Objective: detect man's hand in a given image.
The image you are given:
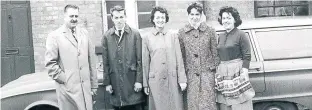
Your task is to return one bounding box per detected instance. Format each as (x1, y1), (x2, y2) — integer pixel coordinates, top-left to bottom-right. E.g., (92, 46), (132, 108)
(134, 82), (142, 92)
(179, 83), (187, 91)
(105, 85), (113, 94)
(91, 88), (97, 96)
(144, 87), (150, 95)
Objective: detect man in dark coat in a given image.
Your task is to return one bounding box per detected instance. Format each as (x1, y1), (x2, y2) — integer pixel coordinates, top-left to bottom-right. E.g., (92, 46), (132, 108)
(101, 5), (144, 110)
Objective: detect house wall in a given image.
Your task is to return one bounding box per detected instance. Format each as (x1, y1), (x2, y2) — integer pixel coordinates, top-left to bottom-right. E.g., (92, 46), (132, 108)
(30, 0), (258, 72)
(204, 1), (255, 21)
(30, 0), (103, 72)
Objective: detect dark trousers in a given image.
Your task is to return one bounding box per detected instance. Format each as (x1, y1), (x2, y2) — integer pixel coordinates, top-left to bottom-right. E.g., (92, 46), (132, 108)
(113, 103), (144, 110)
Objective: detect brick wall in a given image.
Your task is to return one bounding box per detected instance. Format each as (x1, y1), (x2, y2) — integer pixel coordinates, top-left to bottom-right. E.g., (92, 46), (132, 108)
(30, 0), (255, 72)
(158, 0), (201, 29)
(30, 0), (103, 72)
(157, 1), (255, 29)
(204, 1), (255, 21)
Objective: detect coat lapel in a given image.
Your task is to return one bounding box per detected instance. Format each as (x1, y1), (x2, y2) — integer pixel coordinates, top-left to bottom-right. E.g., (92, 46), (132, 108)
(62, 25), (78, 48)
(76, 27), (83, 49)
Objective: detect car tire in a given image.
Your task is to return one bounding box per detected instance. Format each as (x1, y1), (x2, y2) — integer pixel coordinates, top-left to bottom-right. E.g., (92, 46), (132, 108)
(254, 102), (298, 110)
(29, 104), (59, 110)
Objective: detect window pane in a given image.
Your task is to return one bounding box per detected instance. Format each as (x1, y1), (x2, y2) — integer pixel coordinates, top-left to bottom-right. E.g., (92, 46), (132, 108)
(294, 6), (309, 15)
(255, 0), (310, 18)
(137, 1), (156, 12)
(293, 1), (308, 5)
(107, 15), (114, 29)
(258, 7), (274, 17)
(274, 1), (292, 6)
(138, 14), (153, 29)
(106, 0), (125, 14)
(256, 28), (312, 60)
(256, 0), (274, 7)
(275, 6), (293, 16)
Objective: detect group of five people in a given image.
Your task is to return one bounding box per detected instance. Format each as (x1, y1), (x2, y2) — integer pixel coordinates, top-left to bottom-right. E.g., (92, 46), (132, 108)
(45, 2), (255, 110)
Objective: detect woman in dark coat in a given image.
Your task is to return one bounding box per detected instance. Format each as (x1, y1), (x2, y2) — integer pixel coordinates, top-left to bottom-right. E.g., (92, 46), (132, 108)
(178, 2), (220, 110)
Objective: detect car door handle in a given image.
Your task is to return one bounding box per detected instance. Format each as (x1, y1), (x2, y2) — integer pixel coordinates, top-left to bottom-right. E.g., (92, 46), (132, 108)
(5, 48), (19, 55)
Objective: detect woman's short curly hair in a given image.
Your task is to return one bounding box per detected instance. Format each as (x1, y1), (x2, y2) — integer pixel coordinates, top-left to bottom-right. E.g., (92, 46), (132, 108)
(218, 6), (242, 27)
(187, 2), (203, 14)
(150, 6), (169, 26)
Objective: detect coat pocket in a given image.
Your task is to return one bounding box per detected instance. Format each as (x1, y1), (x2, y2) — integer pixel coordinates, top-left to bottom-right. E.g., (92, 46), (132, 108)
(130, 65), (136, 71)
(127, 60), (137, 71)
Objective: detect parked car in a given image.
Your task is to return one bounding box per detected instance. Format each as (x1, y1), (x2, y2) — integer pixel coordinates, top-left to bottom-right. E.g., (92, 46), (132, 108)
(2, 17), (312, 110)
(1, 70), (107, 110)
(210, 17), (312, 110)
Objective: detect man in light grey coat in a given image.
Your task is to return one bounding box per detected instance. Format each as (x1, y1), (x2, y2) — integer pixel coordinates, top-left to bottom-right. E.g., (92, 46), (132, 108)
(45, 4), (98, 110)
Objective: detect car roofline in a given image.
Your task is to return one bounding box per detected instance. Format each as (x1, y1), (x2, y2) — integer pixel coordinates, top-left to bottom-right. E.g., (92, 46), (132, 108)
(207, 16), (312, 31)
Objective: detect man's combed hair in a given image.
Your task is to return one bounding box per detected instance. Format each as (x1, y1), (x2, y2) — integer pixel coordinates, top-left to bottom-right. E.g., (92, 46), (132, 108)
(64, 4), (79, 13)
(218, 6), (242, 27)
(110, 5), (126, 17)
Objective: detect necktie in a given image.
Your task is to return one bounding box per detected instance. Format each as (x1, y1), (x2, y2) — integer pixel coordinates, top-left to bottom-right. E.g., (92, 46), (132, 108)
(71, 29), (78, 42)
(118, 30), (122, 37)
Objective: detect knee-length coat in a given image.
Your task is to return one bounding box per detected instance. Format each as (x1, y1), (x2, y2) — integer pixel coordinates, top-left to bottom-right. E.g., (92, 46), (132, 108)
(45, 25), (98, 110)
(102, 24), (145, 107)
(178, 23), (220, 110)
(142, 28), (187, 110)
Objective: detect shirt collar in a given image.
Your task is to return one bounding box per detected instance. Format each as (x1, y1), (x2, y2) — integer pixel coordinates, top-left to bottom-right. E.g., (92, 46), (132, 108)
(61, 24), (77, 33)
(111, 24), (131, 35)
(225, 27), (238, 35)
(184, 22), (208, 33)
(152, 27), (168, 36)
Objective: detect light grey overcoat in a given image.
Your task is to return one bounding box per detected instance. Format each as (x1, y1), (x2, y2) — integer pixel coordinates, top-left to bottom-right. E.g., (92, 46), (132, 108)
(142, 28), (187, 110)
(45, 24), (98, 110)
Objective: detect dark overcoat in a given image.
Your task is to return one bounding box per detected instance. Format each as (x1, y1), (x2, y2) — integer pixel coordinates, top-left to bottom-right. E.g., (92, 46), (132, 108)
(102, 24), (144, 107)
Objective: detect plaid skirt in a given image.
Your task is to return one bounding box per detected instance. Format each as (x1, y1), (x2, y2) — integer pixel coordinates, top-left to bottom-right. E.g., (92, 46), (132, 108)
(215, 59), (255, 105)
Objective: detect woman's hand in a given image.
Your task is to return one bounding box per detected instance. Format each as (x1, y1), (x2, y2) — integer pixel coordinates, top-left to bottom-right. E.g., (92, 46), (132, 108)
(144, 87), (150, 95)
(241, 68), (249, 80)
(179, 83), (187, 91)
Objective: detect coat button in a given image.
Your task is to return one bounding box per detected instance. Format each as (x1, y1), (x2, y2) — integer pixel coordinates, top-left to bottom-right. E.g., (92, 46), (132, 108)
(194, 54), (198, 58)
(80, 67), (82, 70)
(118, 60), (122, 63)
(162, 62), (166, 64)
(78, 52), (80, 56)
(195, 73), (200, 76)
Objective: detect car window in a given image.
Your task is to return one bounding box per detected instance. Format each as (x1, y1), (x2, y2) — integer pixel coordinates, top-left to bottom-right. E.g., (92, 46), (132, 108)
(255, 27), (312, 60)
(217, 32), (256, 62)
